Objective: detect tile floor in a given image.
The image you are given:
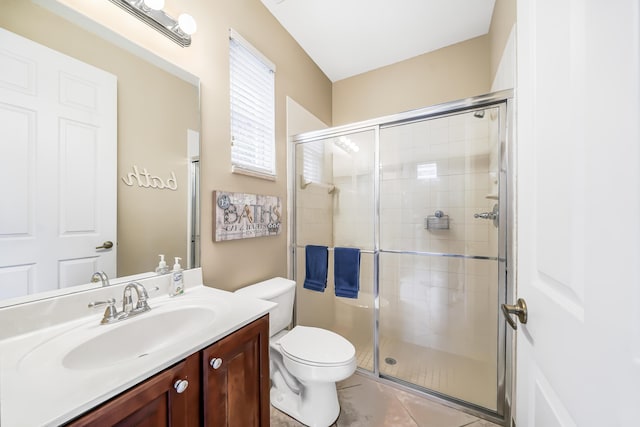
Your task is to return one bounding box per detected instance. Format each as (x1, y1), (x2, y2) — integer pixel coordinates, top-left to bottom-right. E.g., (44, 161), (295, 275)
(270, 372), (502, 427)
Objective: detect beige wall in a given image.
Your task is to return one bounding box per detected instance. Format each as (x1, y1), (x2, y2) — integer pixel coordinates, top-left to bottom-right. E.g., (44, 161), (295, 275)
(332, 1), (516, 126)
(42, 0), (333, 291)
(332, 36), (491, 126)
(0, 0), (199, 278)
(489, 0), (517, 83)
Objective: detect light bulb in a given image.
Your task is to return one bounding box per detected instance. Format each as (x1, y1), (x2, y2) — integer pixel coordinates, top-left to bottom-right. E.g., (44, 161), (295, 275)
(143, 0), (165, 10)
(178, 13), (197, 35)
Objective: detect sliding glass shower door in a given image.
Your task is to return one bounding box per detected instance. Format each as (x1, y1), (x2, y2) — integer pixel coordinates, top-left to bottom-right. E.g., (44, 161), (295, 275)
(291, 92), (511, 420)
(378, 107), (503, 410)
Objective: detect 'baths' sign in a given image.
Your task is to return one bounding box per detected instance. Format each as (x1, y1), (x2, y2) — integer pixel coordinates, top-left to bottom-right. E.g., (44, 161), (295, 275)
(213, 190), (282, 241)
(121, 165), (177, 190)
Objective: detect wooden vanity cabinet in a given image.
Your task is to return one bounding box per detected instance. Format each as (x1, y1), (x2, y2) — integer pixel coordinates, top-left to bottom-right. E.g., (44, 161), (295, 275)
(65, 315), (269, 427)
(67, 353), (200, 427)
(202, 313), (270, 426)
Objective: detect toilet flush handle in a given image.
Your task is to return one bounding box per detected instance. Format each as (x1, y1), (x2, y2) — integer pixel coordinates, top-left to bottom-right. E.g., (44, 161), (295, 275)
(210, 357), (223, 369)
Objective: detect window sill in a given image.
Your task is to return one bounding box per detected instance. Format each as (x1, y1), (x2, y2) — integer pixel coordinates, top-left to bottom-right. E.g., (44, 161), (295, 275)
(231, 165), (276, 181)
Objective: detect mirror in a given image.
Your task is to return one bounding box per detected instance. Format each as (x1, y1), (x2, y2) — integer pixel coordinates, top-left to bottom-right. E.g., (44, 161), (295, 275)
(0, 0), (200, 306)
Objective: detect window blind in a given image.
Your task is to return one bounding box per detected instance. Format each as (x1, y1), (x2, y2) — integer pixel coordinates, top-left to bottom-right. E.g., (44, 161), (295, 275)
(229, 29), (276, 179)
(302, 141), (324, 183)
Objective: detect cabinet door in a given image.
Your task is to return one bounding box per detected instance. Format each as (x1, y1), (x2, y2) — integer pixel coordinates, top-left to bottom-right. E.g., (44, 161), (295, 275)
(66, 353), (200, 427)
(202, 315), (269, 427)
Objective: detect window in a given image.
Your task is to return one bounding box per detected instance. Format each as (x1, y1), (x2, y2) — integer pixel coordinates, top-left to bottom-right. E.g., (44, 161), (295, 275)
(416, 162), (438, 180)
(302, 141), (325, 184)
(229, 29), (276, 179)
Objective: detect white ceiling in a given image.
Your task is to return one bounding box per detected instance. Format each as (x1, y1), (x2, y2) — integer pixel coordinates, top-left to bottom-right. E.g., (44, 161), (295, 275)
(260, 0), (497, 82)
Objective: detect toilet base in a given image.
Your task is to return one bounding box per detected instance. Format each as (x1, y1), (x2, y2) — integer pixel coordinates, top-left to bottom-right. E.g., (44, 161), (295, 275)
(270, 380), (340, 427)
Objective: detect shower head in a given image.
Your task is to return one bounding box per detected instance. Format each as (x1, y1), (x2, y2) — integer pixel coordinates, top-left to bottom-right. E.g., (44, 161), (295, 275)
(473, 110), (485, 119)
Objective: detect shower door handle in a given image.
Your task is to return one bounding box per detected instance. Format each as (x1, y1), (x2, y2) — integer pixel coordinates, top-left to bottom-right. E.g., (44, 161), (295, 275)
(501, 298), (528, 330)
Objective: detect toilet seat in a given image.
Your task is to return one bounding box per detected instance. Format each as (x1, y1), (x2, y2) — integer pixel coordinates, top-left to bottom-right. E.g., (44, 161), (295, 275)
(277, 326), (355, 367)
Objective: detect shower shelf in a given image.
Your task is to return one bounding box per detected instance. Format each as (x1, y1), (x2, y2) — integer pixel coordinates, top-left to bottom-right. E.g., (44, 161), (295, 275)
(485, 194), (499, 200)
(299, 175), (337, 194)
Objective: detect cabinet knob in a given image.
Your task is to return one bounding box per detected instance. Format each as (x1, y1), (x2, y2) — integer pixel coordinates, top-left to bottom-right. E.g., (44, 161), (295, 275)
(174, 379), (189, 393)
(209, 357), (223, 369)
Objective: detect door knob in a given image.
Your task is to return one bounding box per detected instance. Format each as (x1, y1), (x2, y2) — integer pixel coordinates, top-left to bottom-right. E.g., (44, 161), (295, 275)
(96, 241), (114, 250)
(501, 298), (528, 330)
(210, 357), (223, 369)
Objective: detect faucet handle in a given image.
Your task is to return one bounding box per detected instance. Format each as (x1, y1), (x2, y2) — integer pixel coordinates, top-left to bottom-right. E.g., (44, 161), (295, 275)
(88, 298), (116, 309)
(88, 298), (119, 324)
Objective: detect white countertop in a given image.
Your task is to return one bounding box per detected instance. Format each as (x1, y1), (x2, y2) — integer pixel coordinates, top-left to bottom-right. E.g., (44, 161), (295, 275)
(0, 272), (274, 427)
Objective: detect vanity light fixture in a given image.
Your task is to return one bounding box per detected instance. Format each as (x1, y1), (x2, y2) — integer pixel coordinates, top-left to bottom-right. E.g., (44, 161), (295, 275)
(107, 0), (197, 47)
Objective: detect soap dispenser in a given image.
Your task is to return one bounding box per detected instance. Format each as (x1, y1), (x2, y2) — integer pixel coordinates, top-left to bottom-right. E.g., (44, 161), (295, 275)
(170, 257), (184, 296)
(155, 254), (169, 274)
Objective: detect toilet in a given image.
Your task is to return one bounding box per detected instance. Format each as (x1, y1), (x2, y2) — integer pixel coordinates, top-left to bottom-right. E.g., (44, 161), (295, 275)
(235, 277), (356, 427)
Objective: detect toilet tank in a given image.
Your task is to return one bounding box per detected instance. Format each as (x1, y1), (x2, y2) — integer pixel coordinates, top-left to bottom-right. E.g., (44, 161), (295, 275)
(234, 277), (295, 337)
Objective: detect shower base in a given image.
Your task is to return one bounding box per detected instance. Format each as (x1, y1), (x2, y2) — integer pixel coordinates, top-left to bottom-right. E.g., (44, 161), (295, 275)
(349, 334), (497, 410)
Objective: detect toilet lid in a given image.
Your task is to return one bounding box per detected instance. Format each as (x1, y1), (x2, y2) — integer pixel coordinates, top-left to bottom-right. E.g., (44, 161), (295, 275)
(278, 326), (355, 366)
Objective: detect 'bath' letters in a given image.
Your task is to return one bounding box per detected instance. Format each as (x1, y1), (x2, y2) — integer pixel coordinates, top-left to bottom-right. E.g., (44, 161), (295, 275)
(121, 165), (178, 190)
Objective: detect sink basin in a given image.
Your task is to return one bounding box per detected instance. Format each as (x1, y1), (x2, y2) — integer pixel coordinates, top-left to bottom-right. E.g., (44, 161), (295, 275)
(19, 305), (216, 372)
(63, 306), (215, 370)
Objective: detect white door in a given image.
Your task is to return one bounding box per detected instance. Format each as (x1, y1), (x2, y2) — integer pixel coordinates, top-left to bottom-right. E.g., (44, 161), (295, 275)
(515, 1), (640, 426)
(0, 28), (117, 299)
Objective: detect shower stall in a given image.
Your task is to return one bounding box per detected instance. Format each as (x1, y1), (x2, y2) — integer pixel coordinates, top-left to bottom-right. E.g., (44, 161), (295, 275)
(290, 90), (514, 422)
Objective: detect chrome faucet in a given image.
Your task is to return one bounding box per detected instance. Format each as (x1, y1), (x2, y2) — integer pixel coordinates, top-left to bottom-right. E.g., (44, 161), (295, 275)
(88, 282), (151, 324)
(90, 271), (110, 287)
(122, 281), (151, 315)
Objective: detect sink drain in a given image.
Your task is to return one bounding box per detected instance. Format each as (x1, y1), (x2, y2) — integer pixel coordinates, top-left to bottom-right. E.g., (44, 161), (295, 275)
(384, 357), (397, 365)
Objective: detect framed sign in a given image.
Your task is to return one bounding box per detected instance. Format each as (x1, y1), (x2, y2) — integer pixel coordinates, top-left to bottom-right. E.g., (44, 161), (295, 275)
(213, 190), (282, 241)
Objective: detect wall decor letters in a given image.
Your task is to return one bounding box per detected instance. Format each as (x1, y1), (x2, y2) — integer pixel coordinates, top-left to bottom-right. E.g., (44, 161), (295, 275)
(121, 165), (178, 190)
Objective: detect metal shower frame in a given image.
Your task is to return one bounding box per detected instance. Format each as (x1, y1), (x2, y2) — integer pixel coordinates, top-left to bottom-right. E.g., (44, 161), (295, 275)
(288, 89), (515, 426)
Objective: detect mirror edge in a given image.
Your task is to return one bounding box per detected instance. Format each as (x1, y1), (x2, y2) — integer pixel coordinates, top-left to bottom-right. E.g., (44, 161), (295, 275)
(33, 0), (200, 86)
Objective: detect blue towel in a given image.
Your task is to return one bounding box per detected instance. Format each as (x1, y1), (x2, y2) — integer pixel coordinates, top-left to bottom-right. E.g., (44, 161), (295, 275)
(334, 247), (360, 298)
(304, 245), (328, 292)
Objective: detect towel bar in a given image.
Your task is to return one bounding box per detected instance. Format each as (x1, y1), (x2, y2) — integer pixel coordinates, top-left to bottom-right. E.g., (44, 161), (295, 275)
(294, 245), (374, 254)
